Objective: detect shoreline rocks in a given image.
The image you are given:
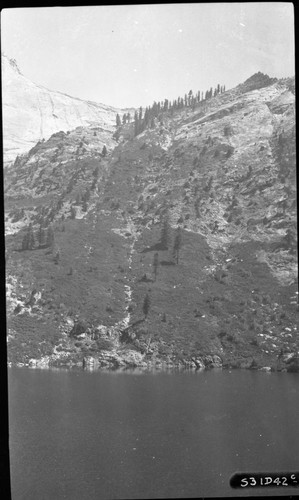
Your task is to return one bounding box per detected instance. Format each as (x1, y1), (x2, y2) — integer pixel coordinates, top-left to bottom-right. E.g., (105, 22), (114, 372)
(8, 347), (299, 373)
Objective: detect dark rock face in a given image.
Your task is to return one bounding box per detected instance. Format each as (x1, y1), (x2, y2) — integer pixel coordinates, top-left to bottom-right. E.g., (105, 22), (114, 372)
(238, 72), (278, 93)
(5, 74), (298, 371)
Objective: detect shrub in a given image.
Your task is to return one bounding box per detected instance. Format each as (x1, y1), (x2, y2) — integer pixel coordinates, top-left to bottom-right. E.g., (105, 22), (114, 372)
(227, 332), (240, 343)
(70, 319), (88, 337)
(158, 344), (172, 356)
(96, 338), (114, 351)
(14, 304), (22, 315)
(224, 125), (233, 137)
(226, 147), (233, 158)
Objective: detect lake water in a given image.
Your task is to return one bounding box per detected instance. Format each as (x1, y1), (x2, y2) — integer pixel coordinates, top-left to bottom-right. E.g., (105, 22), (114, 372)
(8, 367), (299, 499)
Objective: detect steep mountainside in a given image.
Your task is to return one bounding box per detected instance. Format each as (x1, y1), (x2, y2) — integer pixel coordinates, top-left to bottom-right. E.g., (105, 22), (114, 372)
(5, 73), (298, 372)
(2, 54), (125, 166)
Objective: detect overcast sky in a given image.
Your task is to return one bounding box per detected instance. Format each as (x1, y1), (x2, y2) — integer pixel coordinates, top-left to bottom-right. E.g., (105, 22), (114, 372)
(1, 3), (295, 109)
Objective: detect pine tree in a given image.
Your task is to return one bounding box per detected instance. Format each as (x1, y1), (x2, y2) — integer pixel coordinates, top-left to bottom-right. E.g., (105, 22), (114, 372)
(45, 225), (55, 249)
(152, 252), (159, 281)
(29, 224), (36, 249)
(194, 198), (200, 218)
(38, 224), (46, 248)
(54, 248), (60, 264)
(102, 145), (107, 157)
(191, 96), (196, 111)
(160, 216), (170, 250)
(143, 292), (151, 318)
(143, 107), (150, 128)
(21, 231), (29, 251)
(122, 113), (127, 124)
(21, 224), (35, 250)
(173, 227), (182, 264)
(82, 189), (91, 202)
(134, 111), (139, 136)
(116, 113), (121, 127)
(75, 192), (82, 205)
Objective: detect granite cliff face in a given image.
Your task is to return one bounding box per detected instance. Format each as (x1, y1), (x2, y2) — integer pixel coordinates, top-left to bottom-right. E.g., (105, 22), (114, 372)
(2, 54), (123, 166)
(5, 72), (298, 372)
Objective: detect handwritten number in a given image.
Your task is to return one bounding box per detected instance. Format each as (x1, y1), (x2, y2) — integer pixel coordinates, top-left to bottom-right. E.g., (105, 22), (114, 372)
(240, 478), (248, 487)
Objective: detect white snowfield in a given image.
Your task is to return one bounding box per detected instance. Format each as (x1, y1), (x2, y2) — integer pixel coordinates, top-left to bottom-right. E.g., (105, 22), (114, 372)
(2, 54), (123, 165)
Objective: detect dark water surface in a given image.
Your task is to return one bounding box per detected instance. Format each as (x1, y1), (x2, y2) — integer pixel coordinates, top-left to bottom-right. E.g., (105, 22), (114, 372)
(8, 367), (299, 499)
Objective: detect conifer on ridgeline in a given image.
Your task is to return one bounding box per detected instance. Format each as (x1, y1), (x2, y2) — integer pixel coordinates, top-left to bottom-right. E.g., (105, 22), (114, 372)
(132, 80), (226, 136)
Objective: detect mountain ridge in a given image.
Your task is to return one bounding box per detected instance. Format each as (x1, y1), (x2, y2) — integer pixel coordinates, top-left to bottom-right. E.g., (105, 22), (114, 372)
(4, 69), (298, 372)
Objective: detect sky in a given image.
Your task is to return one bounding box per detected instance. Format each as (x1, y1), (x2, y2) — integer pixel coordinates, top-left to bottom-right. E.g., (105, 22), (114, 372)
(1, 3), (295, 109)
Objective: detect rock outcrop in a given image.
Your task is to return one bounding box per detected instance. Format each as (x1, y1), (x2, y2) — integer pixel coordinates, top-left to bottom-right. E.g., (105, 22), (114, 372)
(2, 54), (126, 166)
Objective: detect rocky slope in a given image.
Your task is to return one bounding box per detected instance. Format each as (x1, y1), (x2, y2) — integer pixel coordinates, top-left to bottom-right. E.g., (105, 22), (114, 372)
(5, 72), (298, 372)
(2, 54), (126, 166)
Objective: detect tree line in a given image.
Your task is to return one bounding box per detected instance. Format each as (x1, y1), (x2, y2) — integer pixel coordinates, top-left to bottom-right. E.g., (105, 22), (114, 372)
(116, 83), (226, 137)
(142, 220), (183, 321)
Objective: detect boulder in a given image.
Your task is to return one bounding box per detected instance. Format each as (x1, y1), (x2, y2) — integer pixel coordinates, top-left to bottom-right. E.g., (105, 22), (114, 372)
(212, 355), (223, 368)
(97, 350), (125, 368)
(121, 349), (145, 367)
(70, 319), (89, 337)
(191, 357), (205, 370)
(203, 354), (221, 368)
(83, 356), (99, 368)
(282, 352), (296, 364)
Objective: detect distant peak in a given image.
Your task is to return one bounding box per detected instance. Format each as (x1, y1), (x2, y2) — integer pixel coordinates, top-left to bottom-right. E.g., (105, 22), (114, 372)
(238, 71), (277, 92)
(243, 71), (276, 85)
